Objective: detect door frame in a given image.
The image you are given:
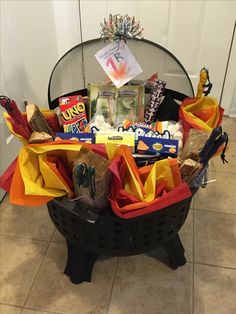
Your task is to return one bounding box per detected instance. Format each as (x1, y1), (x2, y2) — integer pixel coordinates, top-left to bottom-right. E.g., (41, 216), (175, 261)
(220, 20), (236, 116)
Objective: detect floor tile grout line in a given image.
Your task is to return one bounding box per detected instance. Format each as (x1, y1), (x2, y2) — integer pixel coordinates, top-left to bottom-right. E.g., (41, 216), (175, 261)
(0, 233), (52, 243)
(193, 208), (236, 216)
(20, 230), (56, 312)
(208, 169), (236, 174)
(0, 302), (22, 309)
(193, 261), (236, 271)
(50, 228), (57, 243)
(187, 260), (236, 270)
(209, 167), (236, 172)
(51, 240), (65, 244)
(105, 257), (120, 314)
(19, 245), (51, 314)
(21, 305), (66, 314)
(208, 170), (236, 174)
(50, 230), (65, 245)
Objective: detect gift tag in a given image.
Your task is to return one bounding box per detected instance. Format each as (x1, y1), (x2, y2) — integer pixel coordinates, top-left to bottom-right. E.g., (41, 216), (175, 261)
(95, 41), (143, 88)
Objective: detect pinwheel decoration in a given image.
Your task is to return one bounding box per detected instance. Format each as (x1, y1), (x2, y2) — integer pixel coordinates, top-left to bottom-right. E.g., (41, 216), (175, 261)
(100, 14), (144, 42)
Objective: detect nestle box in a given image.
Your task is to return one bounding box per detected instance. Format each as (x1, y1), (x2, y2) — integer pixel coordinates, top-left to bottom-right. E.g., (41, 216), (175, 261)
(136, 136), (178, 156)
(96, 132), (135, 152)
(56, 132), (95, 144)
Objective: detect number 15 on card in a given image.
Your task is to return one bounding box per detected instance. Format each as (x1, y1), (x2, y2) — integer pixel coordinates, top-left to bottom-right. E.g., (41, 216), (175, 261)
(95, 41), (143, 88)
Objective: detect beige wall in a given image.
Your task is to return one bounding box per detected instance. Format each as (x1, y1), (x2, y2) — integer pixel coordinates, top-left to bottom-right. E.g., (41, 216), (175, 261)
(1, 0), (236, 109)
(1, 0), (59, 108)
(0, 0), (59, 199)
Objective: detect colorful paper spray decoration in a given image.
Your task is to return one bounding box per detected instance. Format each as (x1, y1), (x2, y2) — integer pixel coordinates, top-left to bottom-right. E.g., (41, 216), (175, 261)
(100, 14), (144, 42)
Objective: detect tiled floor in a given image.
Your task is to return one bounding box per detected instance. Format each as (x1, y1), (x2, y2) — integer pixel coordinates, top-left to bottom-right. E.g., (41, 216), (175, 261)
(0, 117), (236, 314)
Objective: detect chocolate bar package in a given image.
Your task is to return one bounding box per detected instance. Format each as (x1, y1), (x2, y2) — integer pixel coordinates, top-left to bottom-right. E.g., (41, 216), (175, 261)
(59, 95), (88, 133)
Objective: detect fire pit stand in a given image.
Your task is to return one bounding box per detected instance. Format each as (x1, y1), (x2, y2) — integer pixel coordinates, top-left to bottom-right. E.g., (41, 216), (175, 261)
(48, 196), (192, 284)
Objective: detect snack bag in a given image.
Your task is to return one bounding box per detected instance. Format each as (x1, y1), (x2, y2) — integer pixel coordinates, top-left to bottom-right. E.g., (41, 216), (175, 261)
(59, 95), (88, 133)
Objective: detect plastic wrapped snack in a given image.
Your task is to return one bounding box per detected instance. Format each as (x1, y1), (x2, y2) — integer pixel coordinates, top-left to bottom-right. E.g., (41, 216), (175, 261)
(115, 90), (138, 126)
(180, 128), (209, 161)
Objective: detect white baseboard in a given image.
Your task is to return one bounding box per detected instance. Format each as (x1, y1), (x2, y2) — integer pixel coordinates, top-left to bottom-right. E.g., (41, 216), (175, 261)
(229, 107), (236, 118)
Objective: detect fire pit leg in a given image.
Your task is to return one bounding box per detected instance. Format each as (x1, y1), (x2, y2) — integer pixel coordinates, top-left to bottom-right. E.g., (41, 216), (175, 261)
(64, 240), (98, 284)
(164, 233), (186, 269)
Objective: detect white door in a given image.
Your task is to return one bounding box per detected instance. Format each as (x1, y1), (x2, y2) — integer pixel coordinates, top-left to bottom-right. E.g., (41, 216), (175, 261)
(0, 1), (23, 201)
(0, 0), (59, 201)
(80, 0), (236, 109)
(221, 21), (236, 117)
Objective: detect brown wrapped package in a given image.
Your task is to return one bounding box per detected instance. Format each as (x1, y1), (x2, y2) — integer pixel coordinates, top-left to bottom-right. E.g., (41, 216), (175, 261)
(26, 104), (54, 137)
(73, 147), (111, 209)
(28, 131), (53, 144)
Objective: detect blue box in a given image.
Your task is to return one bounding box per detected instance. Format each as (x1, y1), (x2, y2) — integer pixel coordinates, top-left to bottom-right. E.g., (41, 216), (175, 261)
(136, 136), (178, 156)
(56, 132), (95, 144)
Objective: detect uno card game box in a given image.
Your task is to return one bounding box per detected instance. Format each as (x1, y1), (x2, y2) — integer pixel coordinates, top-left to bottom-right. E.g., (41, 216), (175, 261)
(59, 95), (88, 133)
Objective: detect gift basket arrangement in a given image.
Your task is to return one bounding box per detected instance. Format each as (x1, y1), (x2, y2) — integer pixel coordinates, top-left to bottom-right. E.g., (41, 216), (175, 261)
(0, 15), (229, 284)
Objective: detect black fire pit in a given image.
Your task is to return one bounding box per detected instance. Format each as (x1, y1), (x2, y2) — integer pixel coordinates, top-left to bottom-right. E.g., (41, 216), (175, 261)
(48, 196), (192, 284)
(47, 37), (196, 284)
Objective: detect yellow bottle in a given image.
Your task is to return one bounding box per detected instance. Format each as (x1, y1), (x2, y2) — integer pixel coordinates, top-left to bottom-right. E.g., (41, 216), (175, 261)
(196, 68), (208, 98)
